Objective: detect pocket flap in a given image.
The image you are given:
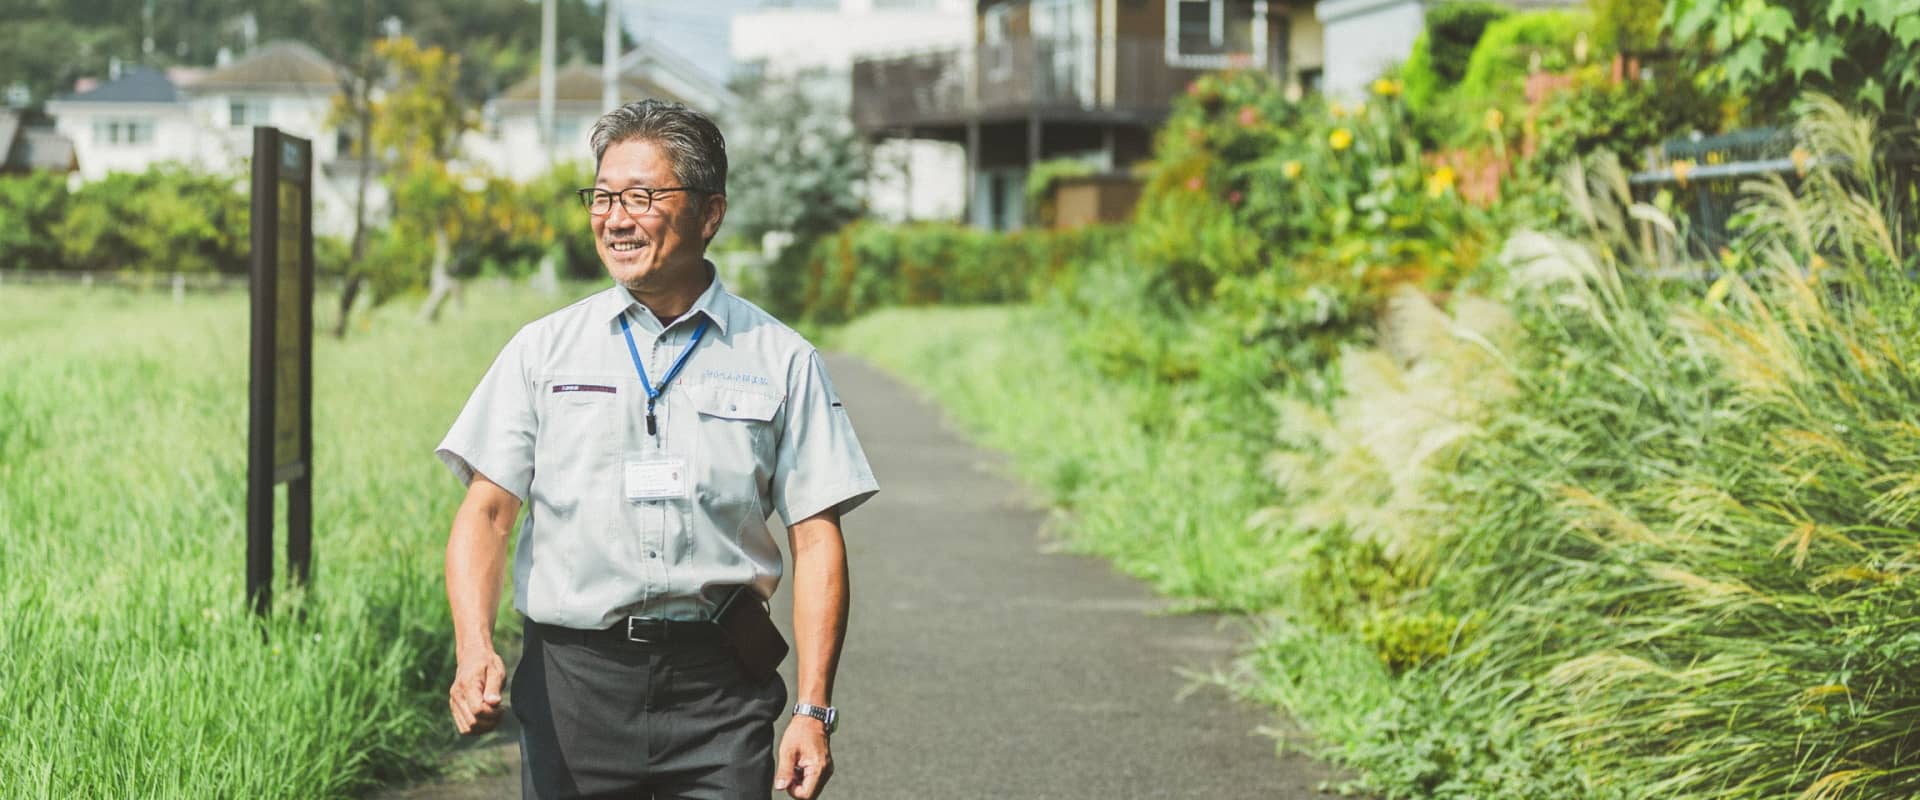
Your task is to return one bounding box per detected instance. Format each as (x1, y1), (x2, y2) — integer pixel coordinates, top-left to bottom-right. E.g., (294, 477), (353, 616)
(695, 385), (782, 422)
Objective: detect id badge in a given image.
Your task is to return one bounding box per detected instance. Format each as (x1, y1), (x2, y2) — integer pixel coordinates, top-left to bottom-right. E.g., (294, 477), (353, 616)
(624, 458), (689, 501)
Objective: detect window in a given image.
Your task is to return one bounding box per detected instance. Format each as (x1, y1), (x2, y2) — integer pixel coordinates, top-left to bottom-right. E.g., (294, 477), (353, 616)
(229, 99), (269, 128)
(871, 0), (936, 9)
(92, 119), (155, 146)
(1167, 0), (1259, 68)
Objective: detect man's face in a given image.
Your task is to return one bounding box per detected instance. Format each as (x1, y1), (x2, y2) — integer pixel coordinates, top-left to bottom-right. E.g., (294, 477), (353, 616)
(591, 137), (725, 291)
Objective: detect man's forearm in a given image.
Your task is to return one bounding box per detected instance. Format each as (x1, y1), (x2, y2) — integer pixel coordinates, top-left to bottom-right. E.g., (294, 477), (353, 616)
(788, 514), (849, 707)
(446, 499), (513, 655)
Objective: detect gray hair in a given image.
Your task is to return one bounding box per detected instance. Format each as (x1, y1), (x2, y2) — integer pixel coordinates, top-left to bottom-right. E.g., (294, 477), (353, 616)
(589, 99), (728, 195)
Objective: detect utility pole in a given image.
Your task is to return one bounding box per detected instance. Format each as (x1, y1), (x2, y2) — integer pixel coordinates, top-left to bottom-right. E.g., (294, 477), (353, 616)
(540, 0), (557, 166)
(603, 0), (621, 112)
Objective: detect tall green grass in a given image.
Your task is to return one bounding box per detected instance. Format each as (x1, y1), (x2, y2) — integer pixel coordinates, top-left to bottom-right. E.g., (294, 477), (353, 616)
(0, 282), (571, 796)
(839, 99), (1920, 798)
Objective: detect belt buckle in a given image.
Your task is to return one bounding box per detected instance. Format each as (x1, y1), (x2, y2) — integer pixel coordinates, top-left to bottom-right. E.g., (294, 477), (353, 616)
(625, 616), (667, 644)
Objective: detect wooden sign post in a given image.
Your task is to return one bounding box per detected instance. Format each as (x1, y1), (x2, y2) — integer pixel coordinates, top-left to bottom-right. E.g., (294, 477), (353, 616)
(247, 127), (315, 616)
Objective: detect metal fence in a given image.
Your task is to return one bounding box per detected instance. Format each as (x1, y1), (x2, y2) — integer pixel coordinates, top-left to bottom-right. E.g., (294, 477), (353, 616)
(1628, 127), (1919, 257)
(1627, 128), (1800, 255)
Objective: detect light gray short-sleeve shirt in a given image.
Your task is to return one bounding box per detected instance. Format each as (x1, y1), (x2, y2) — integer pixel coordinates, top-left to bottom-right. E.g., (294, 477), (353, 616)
(437, 275), (879, 628)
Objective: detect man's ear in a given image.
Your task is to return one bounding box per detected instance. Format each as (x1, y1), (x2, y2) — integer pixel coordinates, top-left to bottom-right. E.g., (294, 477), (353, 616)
(701, 193), (728, 242)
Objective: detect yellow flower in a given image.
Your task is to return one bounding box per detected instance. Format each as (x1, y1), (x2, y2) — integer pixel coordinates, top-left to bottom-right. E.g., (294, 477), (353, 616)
(1484, 108), (1505, 133)
(1329, 102), (1347, 119)
(1809, 253), (1830, 279)
(1281, 160), (1303, 179)
(1425, 165), (1456, 198)
(1372, 78), (1402, 97)
(1671, 159), (1695, 187)
(1791, 147), (1812, 176)
(1329, 128), (1354, 151)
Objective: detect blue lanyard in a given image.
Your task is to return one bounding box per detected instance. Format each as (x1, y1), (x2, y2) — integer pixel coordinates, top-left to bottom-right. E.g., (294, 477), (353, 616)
(619, 313), (710, 436)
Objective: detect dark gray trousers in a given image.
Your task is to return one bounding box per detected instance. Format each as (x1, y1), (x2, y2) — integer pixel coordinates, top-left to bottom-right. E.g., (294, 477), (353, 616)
(513, 620), (787, 800)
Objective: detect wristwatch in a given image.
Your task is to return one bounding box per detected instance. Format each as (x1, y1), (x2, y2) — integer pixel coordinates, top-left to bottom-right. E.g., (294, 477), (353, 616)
(792, 702), (838, 734)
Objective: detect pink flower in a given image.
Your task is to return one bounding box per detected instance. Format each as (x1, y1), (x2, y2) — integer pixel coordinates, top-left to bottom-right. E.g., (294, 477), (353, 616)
(1238, 106), (1258, 127)
(1185, 176), (1203, 192)
(1186, 81), (1202, 96)
(1228, 191), (1243, 205)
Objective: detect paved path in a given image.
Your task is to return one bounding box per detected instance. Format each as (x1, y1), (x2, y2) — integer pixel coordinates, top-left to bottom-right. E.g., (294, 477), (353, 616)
(380, 354), (1339, 798)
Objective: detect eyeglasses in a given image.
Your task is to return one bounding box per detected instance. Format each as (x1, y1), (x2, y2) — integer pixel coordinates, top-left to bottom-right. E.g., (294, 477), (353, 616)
(575, 186), (700, 216)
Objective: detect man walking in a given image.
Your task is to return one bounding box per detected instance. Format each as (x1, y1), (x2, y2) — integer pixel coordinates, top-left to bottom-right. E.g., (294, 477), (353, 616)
(437, 99), (877, 799)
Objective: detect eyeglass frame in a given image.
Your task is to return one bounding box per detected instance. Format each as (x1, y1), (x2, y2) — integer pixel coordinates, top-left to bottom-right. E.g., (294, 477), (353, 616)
(574, 186), (711, 217)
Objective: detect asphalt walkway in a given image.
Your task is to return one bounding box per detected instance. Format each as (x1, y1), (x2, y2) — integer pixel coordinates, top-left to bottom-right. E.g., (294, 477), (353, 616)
(380, 354), (1338, 798)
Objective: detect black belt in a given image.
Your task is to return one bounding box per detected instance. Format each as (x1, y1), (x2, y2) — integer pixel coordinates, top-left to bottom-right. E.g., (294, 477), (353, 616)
(528, 616), (729, 647)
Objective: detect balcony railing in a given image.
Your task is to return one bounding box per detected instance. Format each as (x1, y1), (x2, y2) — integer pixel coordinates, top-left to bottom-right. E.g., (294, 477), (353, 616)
(852, 35), (1205, 130)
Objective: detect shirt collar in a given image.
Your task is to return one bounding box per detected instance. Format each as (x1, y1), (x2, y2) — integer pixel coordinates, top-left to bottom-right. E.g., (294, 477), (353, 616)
(600, 261), (731, 336)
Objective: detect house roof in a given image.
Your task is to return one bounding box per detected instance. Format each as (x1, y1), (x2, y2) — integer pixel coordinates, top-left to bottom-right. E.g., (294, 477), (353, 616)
(492, 40), (738, 117)
(188, 41), (340, 93)
(494, 64), (703, 114)
(616, 39), (737, 109)
(55, 66), (180, 104)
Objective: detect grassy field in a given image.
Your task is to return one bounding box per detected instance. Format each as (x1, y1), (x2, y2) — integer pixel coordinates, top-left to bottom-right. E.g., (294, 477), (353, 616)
(0, 281), (578, 797)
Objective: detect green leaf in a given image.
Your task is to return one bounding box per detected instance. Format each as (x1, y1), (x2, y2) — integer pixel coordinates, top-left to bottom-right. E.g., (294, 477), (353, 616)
(1855, 78), (1886, 111)
(1786, 37), (1845, 81)
(1722, 39), (1769, 88)
(1894, 14), (1920, 46)
(1826, 0), (1866, 24)
(1672, 0), (1720, 42)
(1751, 7), (1796, 43)
(1859, 0), (1906, 30)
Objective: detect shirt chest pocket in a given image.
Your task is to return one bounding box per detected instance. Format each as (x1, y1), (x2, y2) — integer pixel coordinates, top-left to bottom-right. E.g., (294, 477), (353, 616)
(692, 384), (782, 492)
(537, 377), (626, 487)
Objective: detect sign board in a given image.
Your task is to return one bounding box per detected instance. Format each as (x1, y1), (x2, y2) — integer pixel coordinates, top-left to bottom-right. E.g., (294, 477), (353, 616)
(248, 128), (315, 615)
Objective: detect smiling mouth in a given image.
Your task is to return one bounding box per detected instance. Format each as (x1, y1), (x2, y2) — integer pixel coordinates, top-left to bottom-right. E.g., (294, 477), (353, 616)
(608, 240), (647, 253)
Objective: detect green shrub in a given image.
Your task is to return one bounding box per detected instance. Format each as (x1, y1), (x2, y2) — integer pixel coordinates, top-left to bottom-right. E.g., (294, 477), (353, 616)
(1592, 0), (1663, 53)
(787, 221), (1123, 324)
(1134, 69), (1508, 387)
(47, 166), (250, 274)
(1457, 9), (1597, 103)
(0, 171), (69, 271)
(1403, 1), (1512, 117)
(1529, 66), (1723, 168)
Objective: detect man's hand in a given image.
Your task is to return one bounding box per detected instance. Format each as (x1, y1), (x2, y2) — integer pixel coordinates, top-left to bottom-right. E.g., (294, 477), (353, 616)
(773, 715), (834, 798)
(445, 475), (518, 736)
(449, 647), (507, 735)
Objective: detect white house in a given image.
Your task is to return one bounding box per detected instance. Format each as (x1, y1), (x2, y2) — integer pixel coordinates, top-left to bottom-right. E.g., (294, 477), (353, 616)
(469, 40), (738, 181)
(44, 42), (373, 237)
(731, 0), (973, 223)
(45, 66), (203, 182)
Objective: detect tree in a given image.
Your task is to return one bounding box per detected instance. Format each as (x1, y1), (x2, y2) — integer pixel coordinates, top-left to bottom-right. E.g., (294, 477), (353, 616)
(360, 36), (548, 321)
(1664, 0), (1920, 124)
(722, 68), (869, 314)
(724, 71), (868, 244)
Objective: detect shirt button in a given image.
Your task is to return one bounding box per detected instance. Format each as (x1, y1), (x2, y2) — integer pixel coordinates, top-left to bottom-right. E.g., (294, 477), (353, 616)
(646, 550), (658, 559)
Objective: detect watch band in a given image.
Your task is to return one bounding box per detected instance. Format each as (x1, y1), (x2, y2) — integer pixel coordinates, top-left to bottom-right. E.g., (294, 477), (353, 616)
(792, 702), (838, 733)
